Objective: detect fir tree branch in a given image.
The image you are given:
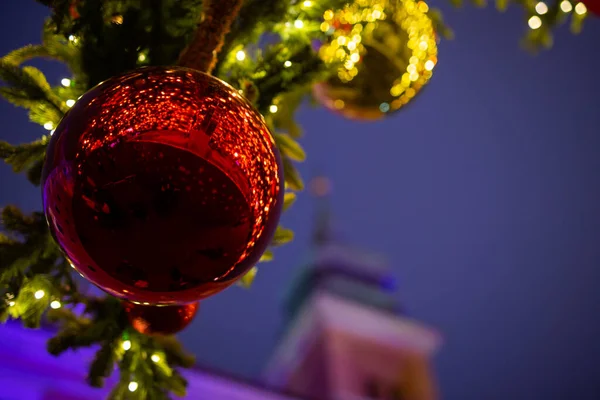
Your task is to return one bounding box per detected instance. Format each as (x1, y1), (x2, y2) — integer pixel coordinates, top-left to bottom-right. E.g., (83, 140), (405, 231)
(178, 0), (245, 73)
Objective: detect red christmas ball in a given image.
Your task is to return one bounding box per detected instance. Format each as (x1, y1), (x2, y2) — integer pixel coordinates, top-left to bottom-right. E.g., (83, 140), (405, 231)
(581, 0), (600, 15)
(42, 67), (283, 305)
(124, 302), (199, 335)
(69, 0), (80, 19)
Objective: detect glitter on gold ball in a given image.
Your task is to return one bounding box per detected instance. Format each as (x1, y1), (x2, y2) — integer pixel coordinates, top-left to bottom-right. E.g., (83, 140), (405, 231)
(314, 0), (438, 120)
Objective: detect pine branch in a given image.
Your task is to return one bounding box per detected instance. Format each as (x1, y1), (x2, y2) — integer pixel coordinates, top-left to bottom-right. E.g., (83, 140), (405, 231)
(0, 137), (49, 174)
(213, 0), (291, 75)
(178, 0), (245, 73)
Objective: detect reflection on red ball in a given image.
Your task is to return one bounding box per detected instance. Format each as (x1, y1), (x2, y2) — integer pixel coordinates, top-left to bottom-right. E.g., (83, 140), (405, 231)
(125, 302), (199, 335)
(42, 67), (283, 305)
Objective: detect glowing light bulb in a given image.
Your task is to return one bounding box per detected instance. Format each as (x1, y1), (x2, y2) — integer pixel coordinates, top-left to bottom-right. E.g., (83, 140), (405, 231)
(528, 16), (542, 29)
(269, 105), (278, 113)
(151, 354), (160, 362)
(236, 50), (246, 61)
(68, 35), (78, 43)
(294, 20), (304, 28)
(122, 340), (131, 351)
(61, 78), (71, 87)
(574, 2), (587, 14)
(50, 300), (61, 309)
(34, 290), (45, 299)
(303, 0), (312, 6)
(560, 0), (573, 12)
(43, 122), (54, 130)
(424, 60), (435, 71)
(535, 2), (549, 14)
(128, 382), (138, 392)
(8, 301), (15, 307)
(138, 53), (146, 62)
(284, 60), (292, 68)
(66, 99), (75, 107)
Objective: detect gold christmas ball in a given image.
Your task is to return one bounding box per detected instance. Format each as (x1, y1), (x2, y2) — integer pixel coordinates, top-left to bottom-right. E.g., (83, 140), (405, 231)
(314, 0), (438, 120)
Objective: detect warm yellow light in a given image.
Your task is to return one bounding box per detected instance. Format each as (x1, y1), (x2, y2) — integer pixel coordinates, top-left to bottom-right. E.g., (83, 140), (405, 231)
(372, 10), (382, 19)
(50, 300), (61, 309)
(8, 301), (15, 307)
(68, 35), (78, 43)
(350, 53), (360, 63)
(284, 60), (292, 68)
(138, 53), (146, 62)
(424, 60), (435, 71)
(407, 64), (417, 73)
(151, 354), (161, 363)
(574, 2), (587, 14)
(269, 105), (278, 113)
(128, 382), (138, 392)
(303, 0), (312, 7)
(528, 15), (542, 29)
(333, 99), (345, 109)
(43, 122), (54, 131)
(347, 41), (357, 50)
(294, 19), (304, 28)
(560, 0), (573, 12)
(61, 78), (71, 87)
(320, 22), (330, 32)
(122, 340), (132, 351)
(66, 99), (75, 107)
(50, 129), (55, 136)
(324, 10), (334, 20)
(34, 290), (45, 299)
(236, 50), (246, 61)
(535, 2), (549, 14)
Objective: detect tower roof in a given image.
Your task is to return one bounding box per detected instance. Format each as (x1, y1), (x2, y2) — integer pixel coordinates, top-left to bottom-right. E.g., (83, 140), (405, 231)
(283, 177), (400, 323)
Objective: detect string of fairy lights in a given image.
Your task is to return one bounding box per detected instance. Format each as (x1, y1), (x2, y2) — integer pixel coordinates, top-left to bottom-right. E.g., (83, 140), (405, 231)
(527, 0), (587, 30)
(5, 285), (164, 393)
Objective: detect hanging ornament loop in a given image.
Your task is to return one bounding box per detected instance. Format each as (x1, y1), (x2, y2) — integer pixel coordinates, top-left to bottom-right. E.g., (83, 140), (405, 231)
(178, 0), (245, 74)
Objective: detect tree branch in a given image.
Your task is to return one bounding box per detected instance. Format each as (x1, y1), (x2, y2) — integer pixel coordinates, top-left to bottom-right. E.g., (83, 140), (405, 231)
(178, 0), (245, 74)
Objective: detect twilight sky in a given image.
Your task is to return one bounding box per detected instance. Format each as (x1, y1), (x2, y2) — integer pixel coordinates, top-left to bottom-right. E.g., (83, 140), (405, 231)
(1, 2), (600, 400)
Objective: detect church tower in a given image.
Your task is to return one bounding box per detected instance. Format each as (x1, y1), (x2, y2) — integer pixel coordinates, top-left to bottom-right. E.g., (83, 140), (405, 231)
(263, 177), (442, 400)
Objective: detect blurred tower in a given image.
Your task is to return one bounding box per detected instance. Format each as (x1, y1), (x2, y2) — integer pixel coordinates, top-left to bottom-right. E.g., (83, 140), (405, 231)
(263, 177), (442, 400)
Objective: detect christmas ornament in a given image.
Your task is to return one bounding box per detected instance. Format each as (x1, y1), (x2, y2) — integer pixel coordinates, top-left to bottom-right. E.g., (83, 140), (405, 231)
(124, 301), (199, 335)
(42, 66), (284, 305)
(69, 1), (80, 20)
(581, 0), (599, 16)
(314, 0), (438, 120)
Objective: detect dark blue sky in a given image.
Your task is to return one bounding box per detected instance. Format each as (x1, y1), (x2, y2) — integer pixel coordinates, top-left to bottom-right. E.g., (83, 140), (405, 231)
(2, 3), (600, 400)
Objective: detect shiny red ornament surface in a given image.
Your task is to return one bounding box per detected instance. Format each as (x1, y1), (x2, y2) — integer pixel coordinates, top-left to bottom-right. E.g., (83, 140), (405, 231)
(124, 301), (199, 335)
(42, 66), (283, 305)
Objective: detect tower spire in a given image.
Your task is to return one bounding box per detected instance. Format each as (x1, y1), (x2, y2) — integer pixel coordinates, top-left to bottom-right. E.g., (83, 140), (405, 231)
(309, 175), (334, 246)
